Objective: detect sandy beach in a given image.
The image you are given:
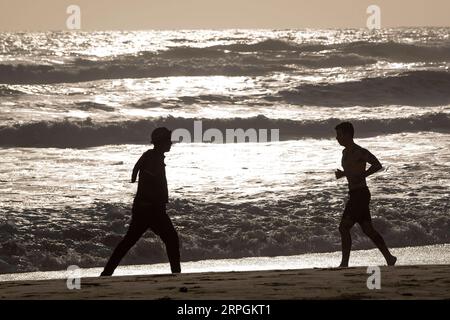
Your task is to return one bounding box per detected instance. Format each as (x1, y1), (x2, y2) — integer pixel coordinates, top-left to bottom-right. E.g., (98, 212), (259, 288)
(0, 264), (448, 300)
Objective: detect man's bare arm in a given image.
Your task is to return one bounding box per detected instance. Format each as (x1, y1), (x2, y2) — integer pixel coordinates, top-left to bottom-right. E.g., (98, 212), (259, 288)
(335, 149), (382, 180)
(131, 154), (145, 183)
(364, 150), (382, 178)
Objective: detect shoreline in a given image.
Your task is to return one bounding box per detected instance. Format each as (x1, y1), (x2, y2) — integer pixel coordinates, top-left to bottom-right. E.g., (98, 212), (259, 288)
(1, 264), (449, 300)
(1, 243), (449, 282)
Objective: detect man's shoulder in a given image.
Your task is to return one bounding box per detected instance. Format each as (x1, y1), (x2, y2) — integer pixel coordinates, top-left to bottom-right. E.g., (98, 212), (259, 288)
(142, 149), (153, 156)
(354, 145), (376, 162)
(142, 149), (158, 159)
(141, 149), (165, 165)
(354, 144), (370, 154)
(137, 149), (154, 165)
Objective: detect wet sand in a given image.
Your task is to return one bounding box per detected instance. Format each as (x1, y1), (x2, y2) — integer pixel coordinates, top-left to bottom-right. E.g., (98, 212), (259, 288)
(0, 264), (449, 300)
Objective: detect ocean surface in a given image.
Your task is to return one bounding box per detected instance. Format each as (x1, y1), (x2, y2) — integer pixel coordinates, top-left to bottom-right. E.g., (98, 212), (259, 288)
(0, 28), (449, 274)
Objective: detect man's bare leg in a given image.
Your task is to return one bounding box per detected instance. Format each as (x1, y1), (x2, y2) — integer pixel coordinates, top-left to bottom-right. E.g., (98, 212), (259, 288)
(360, 221), (397, 266)
(338, 218), (355, 267)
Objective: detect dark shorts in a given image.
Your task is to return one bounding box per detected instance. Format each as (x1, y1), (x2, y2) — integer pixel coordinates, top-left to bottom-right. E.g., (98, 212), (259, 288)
(132, 201), (166, 217)
(343, 187), (372, 223)
(129, 202), (178, 243)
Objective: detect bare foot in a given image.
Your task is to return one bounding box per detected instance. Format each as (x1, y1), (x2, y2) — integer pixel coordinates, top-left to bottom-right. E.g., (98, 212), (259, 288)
(387, 255), (397, 266)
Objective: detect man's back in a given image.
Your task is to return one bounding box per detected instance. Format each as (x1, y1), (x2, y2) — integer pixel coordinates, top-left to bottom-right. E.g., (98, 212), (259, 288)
(134, 149), (168, 205)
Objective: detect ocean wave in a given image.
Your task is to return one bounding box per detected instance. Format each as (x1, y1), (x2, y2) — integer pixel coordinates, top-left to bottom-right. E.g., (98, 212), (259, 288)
(280, 54), (377, 68)
(128, 94), (245, 109)
(211, 39), (327, 52)
(156, 45), (377, 67)
(0, 85), (24, 96)
(0, 196), (448, 273)
(158, 46), (228, 59)
(0, 61), (292, 85)
(0, 113), (449, 148)
(341, 41), (450, 62)
(278, 70), (450, 107)
(0, 52), (374, 85)
(241, 53), (377, 68)
(75, 101), (116, 112)
(1, 39), (449, 84)
(213, 39), (450, 62)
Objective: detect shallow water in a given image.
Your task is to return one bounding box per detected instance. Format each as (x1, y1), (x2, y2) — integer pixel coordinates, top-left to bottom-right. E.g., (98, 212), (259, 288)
(1, 244), (448, 282)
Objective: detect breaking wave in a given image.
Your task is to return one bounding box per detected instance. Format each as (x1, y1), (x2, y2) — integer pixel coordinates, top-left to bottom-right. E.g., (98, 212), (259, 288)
(211, 39), (327, 52)
(0, 113), (449, 148)
(213, 39), (450, 61)
(0, 62), (292, 85)
(0, 196), (448, 273)
(278, 71), (450, 107)
(1, 39), (449, 84)
(341, 41), (450, 62)
(0, 85), (24, 96)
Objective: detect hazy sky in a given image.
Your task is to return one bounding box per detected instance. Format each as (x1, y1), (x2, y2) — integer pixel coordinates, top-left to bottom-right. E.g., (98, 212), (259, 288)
(0, 0), (448, 31)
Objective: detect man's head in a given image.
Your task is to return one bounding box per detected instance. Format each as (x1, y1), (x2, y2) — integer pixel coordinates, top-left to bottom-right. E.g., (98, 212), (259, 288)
(335, 122), (354, 147)
(151, 127), (172, 152)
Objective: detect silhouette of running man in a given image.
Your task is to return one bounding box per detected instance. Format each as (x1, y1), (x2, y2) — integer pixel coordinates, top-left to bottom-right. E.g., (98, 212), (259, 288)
(334, 122), (396, 268)
(101, 127), (181, 276)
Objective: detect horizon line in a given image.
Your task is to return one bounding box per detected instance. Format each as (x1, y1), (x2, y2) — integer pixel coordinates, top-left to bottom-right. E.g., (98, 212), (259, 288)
(1, 25), (449, 33)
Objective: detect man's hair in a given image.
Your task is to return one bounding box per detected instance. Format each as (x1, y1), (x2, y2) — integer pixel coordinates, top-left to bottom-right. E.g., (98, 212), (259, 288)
(151, 127), (172, 144)
(335, 122), (354, 138)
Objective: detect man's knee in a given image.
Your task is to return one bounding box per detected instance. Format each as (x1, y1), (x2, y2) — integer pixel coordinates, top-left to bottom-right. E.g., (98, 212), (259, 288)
(361, 223), (378, 237)
(170, 231), (180, 247)
(339, 222), (351, 234)
(120, 231), (142, 248)
(161, 229), (179, 247)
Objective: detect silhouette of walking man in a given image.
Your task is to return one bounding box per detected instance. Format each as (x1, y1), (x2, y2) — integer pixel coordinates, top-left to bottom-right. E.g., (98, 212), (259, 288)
(101, 127), (181, 276)
(334, 122), (396, 267)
